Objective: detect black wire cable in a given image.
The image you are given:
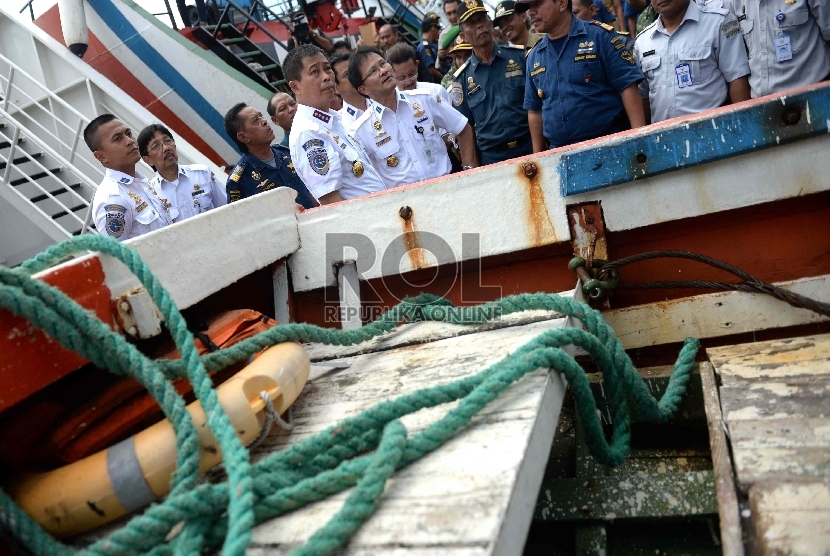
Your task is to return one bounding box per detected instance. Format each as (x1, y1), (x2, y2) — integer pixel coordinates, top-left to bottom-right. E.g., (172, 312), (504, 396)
(595, 250), (830, 318)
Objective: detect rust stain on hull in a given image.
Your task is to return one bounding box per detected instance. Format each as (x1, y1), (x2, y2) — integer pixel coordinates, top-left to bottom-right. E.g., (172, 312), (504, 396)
(520, 162), (557, 246)
(401, 211), (428, 270)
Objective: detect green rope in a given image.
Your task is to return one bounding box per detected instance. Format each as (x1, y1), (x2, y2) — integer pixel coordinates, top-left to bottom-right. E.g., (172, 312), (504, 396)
(0, 236), (699, 556)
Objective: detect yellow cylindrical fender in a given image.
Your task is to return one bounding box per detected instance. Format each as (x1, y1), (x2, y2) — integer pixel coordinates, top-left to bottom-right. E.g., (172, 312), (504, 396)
(6, 342), (309, 538)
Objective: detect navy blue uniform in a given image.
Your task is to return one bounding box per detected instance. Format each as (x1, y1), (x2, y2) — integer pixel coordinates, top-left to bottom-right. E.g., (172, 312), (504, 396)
(449, 45), (532, 165)
(226, 144), (316, 209)
(523, 17), (643, 149)
(417, 39), (439, 71)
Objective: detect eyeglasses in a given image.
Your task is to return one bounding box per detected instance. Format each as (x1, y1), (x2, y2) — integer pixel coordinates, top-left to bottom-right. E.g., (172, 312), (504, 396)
(397, 72), (418, 87)
(147, 137), (175, 153)
(361, 59), (391, 85)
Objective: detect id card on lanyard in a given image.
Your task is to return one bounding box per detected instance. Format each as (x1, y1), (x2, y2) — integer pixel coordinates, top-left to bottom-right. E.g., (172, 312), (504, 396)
(774, 10), (793, 63)
(675, 63), (693, 88)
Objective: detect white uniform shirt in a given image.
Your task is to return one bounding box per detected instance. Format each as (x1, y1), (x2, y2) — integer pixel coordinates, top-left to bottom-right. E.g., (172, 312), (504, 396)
(92, 168), (171, 241)
(417, 81), (452, 105)
(635, 1), (750, 123)
(349, 89), (467, 188)
(290, 104), (387, 201)
(729, 0), (830, 98)
(339, 99), (369, 130)
(149, 164), (227, 223)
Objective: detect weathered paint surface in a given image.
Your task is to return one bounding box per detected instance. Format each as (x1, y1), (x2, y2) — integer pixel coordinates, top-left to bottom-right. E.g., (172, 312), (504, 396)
(0, 257), (112, 411)
(290, 82), (830, 293)
(559, 82), (830, 195)
(535, 471), (718, 520)
(399, 206), (428, 270)
(246, 316), (571, 554)
(709, 334), (830, 555)
(567, 203), (608, 266)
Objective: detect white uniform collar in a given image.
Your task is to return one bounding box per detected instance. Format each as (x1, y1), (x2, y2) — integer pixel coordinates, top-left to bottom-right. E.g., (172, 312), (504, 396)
(655, 0), (700, 36)
(105, 168), (146, 185)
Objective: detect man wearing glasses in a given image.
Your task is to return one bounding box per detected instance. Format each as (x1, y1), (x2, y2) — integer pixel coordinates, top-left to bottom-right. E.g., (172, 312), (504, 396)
(347, 46), (478, 188)
(287, 45), (387, 204)
(137, 123), (227, 222)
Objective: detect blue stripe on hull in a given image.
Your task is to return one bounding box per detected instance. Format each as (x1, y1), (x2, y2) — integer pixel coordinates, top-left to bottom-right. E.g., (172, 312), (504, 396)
(88, 0), (238, 154)
(558, 85), (830, 196)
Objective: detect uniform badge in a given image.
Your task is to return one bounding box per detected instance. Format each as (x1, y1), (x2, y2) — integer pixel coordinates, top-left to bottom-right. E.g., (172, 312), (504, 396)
(467, 76), (476, 89)
(373, 120), (383, 131)
(251, 170), (261, 180)
(620, 50), (635, 64)
(118, 177), (131, 184)
(451, 82), (464, 106)
(303, 139), (329, 175)
(537, 88), (545, 99)
(531, 66), (546, 77)
(412, 103), (426, 118)
(256, 178), (270, 189)
(352, 160), (364, 177)
(465, 0), (476, 9)
(193, 198), (201, 212)
(104, 204), (127, 238)
(436, 94), (442, 103)
(505, 59), (523, 78)
(376, 136), (392, 147)
(347, 107), (356, 116)
(387, 155), (399, 167)
(533, 61), (540, 68)
(230, 165), (244, 182)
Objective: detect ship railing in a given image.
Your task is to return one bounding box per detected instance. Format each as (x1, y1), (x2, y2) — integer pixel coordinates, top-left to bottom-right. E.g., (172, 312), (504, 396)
(0, 52), (105, 186)
(0, 107), (99, 237)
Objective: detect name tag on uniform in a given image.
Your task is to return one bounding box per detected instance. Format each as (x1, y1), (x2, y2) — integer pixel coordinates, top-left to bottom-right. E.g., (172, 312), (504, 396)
(774, 35), (793, 63)
(675, 63), (693, 88)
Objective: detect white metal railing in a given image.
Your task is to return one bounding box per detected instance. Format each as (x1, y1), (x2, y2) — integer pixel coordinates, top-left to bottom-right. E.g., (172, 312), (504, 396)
(0, 108), (100, 236)
(0, 53), (104, 184)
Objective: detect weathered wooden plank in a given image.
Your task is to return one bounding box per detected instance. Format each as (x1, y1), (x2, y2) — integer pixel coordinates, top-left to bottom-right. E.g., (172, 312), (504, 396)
(732, 446), (830, 488)
(708, 333), (830, 379)
(535, 471), (717, 521)
(604, 275), (830, 351)
(249, 317), (572, 554)
(699, 362), (744, 556)
(305, 308), (566, 362)
(749, 479), (830, 556)
(719, 375), (830, 421)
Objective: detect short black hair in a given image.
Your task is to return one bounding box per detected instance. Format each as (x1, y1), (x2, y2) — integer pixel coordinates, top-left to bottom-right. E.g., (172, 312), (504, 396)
(444, 0), (459, 5)
(385, 43), (417, 66)
(347, 45), (384, 92)
(83, 114), (118, 152)
(137, 123), (174, 158)
(328, 51), (351, 85)
(224, 102), (249, 153)
(283, 44), (326, 83)
(266, 91), (294, 117)
(332, 39), (351, 51)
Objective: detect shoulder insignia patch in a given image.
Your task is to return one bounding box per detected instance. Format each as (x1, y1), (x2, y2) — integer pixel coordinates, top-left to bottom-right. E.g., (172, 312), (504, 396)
(312, 109), (331, 123)
(591, 20), (615, 32)
(450, 82), (464, 106)
(620, 49), (635, 64)
(306, 143), (330, 176)
(721, 18), (741, 38)
(104, 204), (127, 238)
(230, 165), (244, 182)
(229, 189), (241, 202)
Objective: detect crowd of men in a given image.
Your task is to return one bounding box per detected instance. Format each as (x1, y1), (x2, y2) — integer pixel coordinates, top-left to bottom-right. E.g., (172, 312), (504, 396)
(85, 0), (830, 241)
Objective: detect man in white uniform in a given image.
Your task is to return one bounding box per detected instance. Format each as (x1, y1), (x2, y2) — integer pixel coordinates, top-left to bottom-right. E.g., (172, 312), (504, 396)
(330, 51), (371, 130)
(729, 0), (830, 98)
(84, 114), (171, 241)
(348, 47), (478, 188)
(137, 123), (227, 222)
(634, 0), (750, 123)
(286, 44), (387, 204)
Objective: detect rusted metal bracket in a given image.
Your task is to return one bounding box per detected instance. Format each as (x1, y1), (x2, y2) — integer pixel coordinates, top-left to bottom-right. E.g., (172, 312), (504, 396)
(112, 287), (163, 339)
(567, 203), (617, 302)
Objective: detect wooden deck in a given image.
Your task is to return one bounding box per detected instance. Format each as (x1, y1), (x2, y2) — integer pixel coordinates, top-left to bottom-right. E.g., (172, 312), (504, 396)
(246, 310), (578, 555)
(708, 334), (830, 556)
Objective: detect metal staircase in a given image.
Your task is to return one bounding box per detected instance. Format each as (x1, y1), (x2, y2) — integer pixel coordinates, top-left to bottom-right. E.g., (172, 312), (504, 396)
(192, 0), (292, 93)
(379, 0), (421, 47)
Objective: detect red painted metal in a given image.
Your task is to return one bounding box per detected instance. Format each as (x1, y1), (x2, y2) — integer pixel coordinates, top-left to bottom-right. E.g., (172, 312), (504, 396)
(0, 258), (113, 413)
(34, 5), (229, 166)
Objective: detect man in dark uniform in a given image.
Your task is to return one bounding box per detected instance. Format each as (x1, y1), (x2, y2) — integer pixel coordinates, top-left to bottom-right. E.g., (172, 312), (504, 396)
(450, 0), (532, 165)
(418, 14), (444, 82)
(518, 0), (645, 152)
(223, 102), (317, 208)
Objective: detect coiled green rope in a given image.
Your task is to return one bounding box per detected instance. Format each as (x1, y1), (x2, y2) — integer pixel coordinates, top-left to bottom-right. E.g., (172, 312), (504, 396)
(0, 235), (698, 556)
